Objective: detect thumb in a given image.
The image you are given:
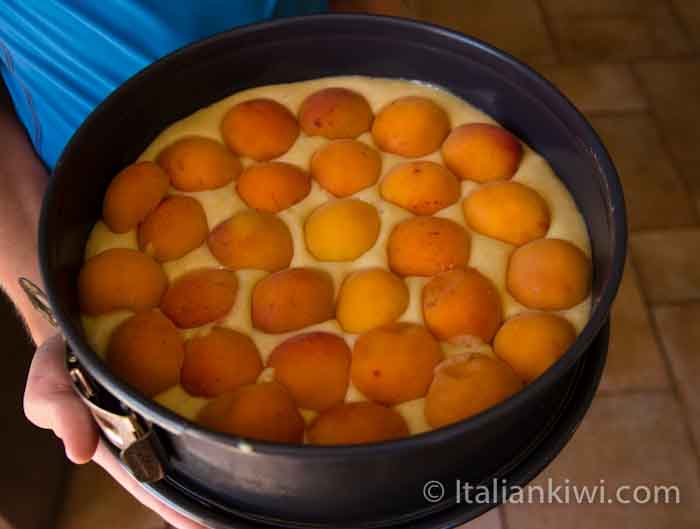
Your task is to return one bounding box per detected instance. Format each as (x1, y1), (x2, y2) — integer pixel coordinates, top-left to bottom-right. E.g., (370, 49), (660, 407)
(24, 334), (99, 463)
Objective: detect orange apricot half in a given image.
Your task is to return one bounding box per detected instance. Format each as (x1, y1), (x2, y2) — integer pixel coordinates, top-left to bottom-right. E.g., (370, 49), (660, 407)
(351, 323), (443, 405)
(198, 382), (304, 443)
(299, 87), (373, 139)
(310, 140), (382, 197)
(138, 195), (208, 261)
(157, 136), (242, 191)
(387, 216), (470, 277)
(336, 268), (409, 333)
(507, 238), (591, 310)
(441, 123), (522, 183)
(106, 310), (184, 397)
(425, 354), (523, 428)
(268, 332), (351, 411)
(102, 161), (170, 233)
(251, 268), (335, 333)
(78, 248), (167, 315)
(160, 268), (238, 328)
(207, 210), (293, 272)
(463, 181), (550, 246)
(220, 98), (299, 161)
(494, 312), (576, 382)
(307, 402), (409, 445)
(181, 327), (262, 397)
(236, 162), (310, 212)
(372, 96), (450, 157)
(422, 267), (502, 342)
(304, 199), (380, 261)
(380, 161), (460, 215)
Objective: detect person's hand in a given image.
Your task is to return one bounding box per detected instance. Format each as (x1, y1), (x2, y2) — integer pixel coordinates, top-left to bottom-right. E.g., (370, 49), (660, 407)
(24, 334), (207, 529)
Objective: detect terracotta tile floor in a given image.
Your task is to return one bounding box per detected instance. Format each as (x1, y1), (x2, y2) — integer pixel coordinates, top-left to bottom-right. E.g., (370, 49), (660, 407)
(633, 60), (700, 199)
(671, 0), (700, 50)
(44, 1), (700, 528)
(56, 464), (163, 529)
(550, 9), (691, 63)
(536, 63), (648, 113)
(598, 260), (669, 393)
(587, 113), (696, 230)
(503, 394), (700, 528)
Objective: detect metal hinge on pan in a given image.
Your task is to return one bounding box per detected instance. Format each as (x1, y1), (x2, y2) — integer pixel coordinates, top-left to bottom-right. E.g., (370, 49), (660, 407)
(19, 277), (165, 483)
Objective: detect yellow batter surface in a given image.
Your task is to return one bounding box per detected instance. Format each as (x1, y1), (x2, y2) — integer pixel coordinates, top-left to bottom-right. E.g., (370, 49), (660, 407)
(81, 76), (591, 436)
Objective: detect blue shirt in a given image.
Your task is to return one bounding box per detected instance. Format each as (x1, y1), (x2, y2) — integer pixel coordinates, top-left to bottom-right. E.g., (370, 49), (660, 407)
(0, 0), (326, 169)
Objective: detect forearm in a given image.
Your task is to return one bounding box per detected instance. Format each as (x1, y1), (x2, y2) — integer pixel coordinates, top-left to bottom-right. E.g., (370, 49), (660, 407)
(0, 77), (54, 343)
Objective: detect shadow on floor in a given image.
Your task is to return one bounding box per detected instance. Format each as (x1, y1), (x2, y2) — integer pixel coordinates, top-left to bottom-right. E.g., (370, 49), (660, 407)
(0, 292), (67, 529)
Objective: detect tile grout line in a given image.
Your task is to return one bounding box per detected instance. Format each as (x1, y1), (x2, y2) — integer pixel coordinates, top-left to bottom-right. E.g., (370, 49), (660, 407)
(630, 54), (700, 65)
(50, 460), (74, 529)
(584, 108), (652, 118)
(625, 253), (700, 478)
(543, 13), (649, 21)
(527, 1), (698, 64)
(499, 4), (700, 517)
(627, 63), (700, 224)
(499, 500), (511, 529)
(547, 51), (700, 67)
(665, 0), (698, 53)
(648, 307), (700, 481)
(597, 387), (674, 398)
(553, 57), (699, 67)
(523, 9), (698, 65)
(619, 54), (700, 473)
(533, 0), (561, 64)
(527, 49), (696, 73)
(628, 226), (700, 237)
(647, 298), (700, 309)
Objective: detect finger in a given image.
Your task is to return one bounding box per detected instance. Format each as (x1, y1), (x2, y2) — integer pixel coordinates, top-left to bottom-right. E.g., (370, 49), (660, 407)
(94, 442), (209, 529)
(23, 334), (99, 463)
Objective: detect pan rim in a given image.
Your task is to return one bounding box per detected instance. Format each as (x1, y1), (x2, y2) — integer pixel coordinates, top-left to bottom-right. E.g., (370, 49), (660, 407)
(40, 13), (627, 457)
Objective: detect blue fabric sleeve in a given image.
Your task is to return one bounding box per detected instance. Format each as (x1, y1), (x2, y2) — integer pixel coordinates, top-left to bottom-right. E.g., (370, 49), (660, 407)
(0, 0), (326, 169)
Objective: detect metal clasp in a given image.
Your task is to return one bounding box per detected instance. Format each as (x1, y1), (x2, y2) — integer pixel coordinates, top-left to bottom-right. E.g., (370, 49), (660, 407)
(67, 354), (165, 482)
(19, 277), (58, 327)
(19, 278), (165, 483)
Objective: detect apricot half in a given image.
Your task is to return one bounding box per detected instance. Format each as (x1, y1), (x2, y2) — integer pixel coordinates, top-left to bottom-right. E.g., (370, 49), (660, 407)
(198, 382), (304, 443)
(106, 310), (184, 397)
(442, 123), (522, 183)
(351, 323), (443, 405)
(220, 99), (299, 161)
(160, 268), (238, 328)
(251, 268), (335, 333)
(304, 199), (380, 261)
(181, 327), (262, 397)
(507, 238), (591, 310)
(299, 87), (373, 139)
(307, 402), (409, 445)
(156, 136), (242, 192)
(463, 182), (550, 246)
(138, 195), (208, 261)
(237, 162), (311, 212)
(207, 210), (293, 272)
(380, 161), (460, 215)
(102, 161), (170, 233)
(422, 267), (502, 342)
(310, 140), (382, 197)
(425, 354), (523, 428)
(78, 248), (167, 315)
(387, 216), (470, 277)
(494, 312), (576, 383)
(268, 332), (351, 411)
(336, 269), (409, 333)
(371, 96), (450, 157)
